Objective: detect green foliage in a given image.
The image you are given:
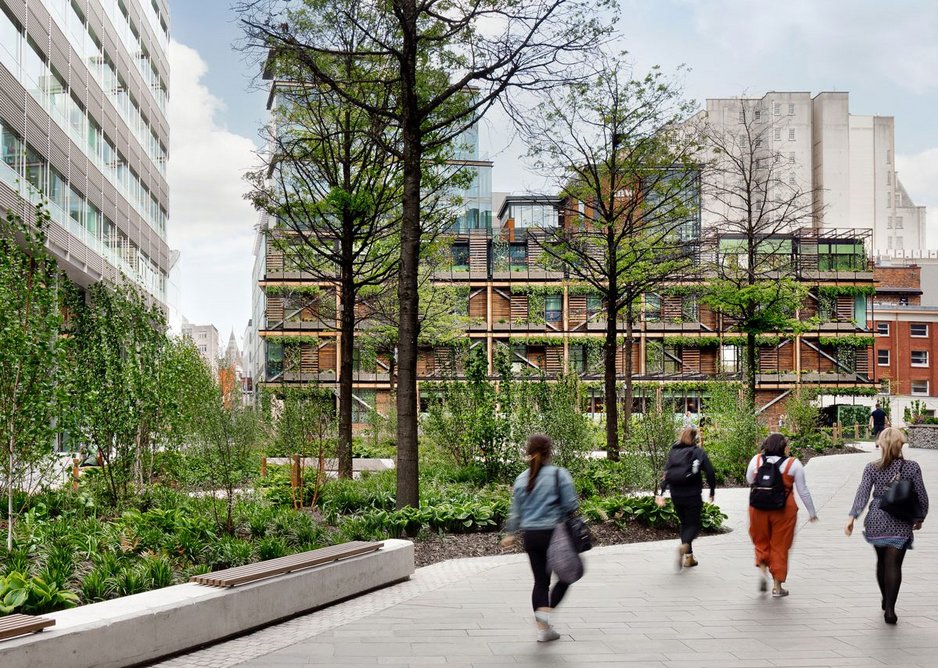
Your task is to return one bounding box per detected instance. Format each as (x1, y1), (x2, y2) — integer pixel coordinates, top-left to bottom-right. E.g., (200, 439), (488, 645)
(624, 405), (676, 494)
(0, 204), (62, 550)
(702, 384), (766, 484)
(0, 571), (78, 615)
(818, 335), (875, 348)
(817, 285), (876, 298)
(580, 495), (726, 531)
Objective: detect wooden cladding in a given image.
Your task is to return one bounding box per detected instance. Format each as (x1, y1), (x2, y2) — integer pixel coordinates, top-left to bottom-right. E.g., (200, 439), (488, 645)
(266, 248), (284, 272)
(492, 290), (511, 321)
(267, 296), (285, 323)
(319, 343), (337, 372)
(545, 347), (563, 374)
(569, 295), (587, 327)
(662, 296), (683, 322)
(836, 296), (853, 321)
(682, 347), (701, 373)
(469, 236), (488, 273)
(469, 289), (486, 319)
(300, 345), (319, 373)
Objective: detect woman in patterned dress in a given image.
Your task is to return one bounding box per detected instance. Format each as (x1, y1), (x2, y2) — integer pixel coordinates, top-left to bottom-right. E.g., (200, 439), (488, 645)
(844, 427), (929, 624)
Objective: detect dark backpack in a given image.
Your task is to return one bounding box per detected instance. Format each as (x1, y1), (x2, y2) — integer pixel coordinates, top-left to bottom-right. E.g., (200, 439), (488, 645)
(749, 455), (790, 510)
(664, 447), (701, 485)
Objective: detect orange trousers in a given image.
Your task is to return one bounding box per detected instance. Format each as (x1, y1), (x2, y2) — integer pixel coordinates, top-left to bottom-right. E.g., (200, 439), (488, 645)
(748, 503), (798, 583)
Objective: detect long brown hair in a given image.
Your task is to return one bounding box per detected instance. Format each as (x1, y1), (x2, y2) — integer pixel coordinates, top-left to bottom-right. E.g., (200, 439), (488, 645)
(876, 427), (906, 469)
(678, 427), (697, 447)
(526, 433), (553, 493)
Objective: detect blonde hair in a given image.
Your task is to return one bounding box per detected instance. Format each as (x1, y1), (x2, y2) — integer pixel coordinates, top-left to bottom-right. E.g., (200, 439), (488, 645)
(876, 427), (907, 469)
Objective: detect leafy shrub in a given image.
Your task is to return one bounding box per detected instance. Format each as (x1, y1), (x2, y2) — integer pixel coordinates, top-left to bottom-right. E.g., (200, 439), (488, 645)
(256, 536), (288, 561)
(0, 572), (78, 615)
(110, 565), (148, 597)
(317, 471), (396, 518)
(141, 556), (174, 589)
(580, 495), (726, 531)
(80, 568), (109, 603)
(207, 536), (254, 570)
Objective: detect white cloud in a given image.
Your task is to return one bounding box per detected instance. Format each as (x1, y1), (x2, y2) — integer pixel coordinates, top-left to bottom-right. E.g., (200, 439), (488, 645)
(168, 40), (259, 341)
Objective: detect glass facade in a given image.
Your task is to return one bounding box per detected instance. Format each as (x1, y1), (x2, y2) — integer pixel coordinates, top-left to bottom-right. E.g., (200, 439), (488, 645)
(0, 0), (170, 303)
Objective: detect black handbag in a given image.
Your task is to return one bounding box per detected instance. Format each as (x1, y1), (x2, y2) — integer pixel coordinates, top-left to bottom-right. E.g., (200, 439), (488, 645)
(554, 469), (592, 552)
(880, 461), (920, 522)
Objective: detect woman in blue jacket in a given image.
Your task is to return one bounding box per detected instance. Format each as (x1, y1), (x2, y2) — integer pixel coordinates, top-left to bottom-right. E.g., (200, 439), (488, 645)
(501, 433), (578, 642)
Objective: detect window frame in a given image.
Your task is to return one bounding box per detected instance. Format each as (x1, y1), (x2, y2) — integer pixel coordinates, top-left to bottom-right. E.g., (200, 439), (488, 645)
(910, 380), (929, 396)
(877, 349), (890, 366)
(910, 323), (928, 338)
(876, 322), (889, 336)
(910, 350), (929, 367)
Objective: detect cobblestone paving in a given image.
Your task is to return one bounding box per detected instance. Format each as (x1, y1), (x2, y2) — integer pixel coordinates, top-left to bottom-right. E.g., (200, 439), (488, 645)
(161, 443), (938, 667)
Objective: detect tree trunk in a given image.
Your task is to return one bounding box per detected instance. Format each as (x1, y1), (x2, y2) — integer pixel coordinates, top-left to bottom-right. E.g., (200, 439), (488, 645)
(7, 447), (13, 551)
(604, 296), (619, 461)
(395, 4), (421, 508)
(746, 331), (757, 411)
(621, 309), (635, 452)
(337, 276), (355, 479)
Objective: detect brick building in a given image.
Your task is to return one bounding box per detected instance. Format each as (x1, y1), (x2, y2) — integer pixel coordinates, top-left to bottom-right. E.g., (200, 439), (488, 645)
(870, 264), (938, 423)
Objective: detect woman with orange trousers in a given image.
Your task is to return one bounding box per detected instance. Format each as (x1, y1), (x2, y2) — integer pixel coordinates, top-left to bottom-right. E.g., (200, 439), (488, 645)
(746, 433), (818, 597)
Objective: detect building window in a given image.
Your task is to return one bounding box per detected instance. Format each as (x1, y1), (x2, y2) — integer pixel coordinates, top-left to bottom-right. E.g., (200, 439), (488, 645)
(568, 345), (586, 373)
(877, 322), (890, 336)
(774, 128), (781, 140)
(451, 243), (469, 271)
(887, 171), (893, 185)
(789, 152), (795, 164)
(773, 102), (780, 116)
(351, 390), (375, 423)
(911, 351), (929, 367)
(887, 216), (893, 229)
(788, 128), (795, 141)
(721, 344), (739, 374)
(899, 296), (909, 306)
(586, 295), (602, 317)
(644, 293), (661, 322)
(738, 110), (744, 123)
(911, 380), (929, 396)
(896, 216), (903, 229)
(911, 323), (929, 337)
(895, 193), (901, 208)
(877, 349), (890, 366)
(509, 243), (527, 272)
(544, 295), (562, 323)
(754, 109), (762, 122)
(788, 103), (795, 115)
(886, 149), (892, 164)
(896, 236), (903, 250)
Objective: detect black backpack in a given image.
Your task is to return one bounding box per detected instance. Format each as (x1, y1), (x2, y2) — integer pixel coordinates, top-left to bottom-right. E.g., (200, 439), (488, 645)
(664, 447), (700, 485)
(749, 455), (790, 510)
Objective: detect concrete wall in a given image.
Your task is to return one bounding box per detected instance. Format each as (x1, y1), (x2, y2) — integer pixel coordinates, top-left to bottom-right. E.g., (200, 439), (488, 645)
(0, 540), (414, 668)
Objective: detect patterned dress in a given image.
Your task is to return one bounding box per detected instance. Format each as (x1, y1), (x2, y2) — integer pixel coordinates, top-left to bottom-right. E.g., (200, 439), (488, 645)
(849, 458), (929, 549)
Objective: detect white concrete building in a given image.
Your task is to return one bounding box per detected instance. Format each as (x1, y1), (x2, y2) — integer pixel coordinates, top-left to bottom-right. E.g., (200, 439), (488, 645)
(701, 92), (927, 255)
(181, 322), (219, 376)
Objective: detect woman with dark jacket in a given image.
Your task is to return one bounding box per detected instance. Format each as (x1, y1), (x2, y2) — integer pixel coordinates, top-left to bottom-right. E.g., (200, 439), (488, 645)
(845, 427), (929, 624)
(656, 427), (716, 569)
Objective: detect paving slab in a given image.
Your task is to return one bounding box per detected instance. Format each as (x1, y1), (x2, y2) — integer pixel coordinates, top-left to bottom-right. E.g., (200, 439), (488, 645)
(159, 441), (938, 668)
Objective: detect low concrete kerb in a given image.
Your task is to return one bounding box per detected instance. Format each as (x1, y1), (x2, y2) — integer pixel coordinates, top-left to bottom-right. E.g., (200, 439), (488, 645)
(0, 539), (414, 668)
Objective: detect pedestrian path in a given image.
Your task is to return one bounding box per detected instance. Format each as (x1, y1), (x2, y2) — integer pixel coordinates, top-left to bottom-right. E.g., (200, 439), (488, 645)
(160, 443), (938, 667)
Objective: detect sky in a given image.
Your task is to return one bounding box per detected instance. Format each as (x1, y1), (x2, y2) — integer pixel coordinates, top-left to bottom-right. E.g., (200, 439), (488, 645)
(167, 0), (938, 345)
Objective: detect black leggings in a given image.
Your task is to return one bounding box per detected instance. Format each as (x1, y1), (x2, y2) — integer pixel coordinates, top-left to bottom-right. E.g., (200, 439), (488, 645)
(522, 529), (570, 611)
(672, 497), (703, 552)
(875, 545), (907, 614)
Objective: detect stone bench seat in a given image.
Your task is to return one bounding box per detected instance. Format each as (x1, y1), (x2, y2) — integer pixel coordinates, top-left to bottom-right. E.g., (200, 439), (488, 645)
(190, 541), (383, 587)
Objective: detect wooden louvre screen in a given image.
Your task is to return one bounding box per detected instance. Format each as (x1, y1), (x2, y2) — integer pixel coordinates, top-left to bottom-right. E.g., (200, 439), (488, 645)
(511, 294), (529, 323)
(545, 347), (563, 375)
(682, 347), (701, 373)
(492, 290), (511, 321)
(700, 349), (717, 375)
(836, 296), (854, 321)
(469, 289), (486, 318)
(267, 296), (284, 323)
(300, 344), (319, 374)
(469, 236), (488, 272)
(266, 248), (284, 272)
(759, 345), (778, 372)
(568, 295), (587, 327)
(662, 296), (682, 322)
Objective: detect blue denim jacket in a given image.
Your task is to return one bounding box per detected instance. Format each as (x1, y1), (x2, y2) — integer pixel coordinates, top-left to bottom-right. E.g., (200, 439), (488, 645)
(506, 465), (578, 532)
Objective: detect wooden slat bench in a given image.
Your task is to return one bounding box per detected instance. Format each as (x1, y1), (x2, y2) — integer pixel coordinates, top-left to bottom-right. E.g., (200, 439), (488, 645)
(190, 540), (383, 588)
(0, 614), (55, 642)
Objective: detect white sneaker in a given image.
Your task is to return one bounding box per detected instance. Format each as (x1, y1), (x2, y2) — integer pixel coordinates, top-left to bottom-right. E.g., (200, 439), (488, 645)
(537, 627), (560, 642)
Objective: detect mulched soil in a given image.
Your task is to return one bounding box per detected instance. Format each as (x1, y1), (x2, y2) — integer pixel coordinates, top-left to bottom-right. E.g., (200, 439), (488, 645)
(411, 447), (865, 568)
(412, 521), (706, 568)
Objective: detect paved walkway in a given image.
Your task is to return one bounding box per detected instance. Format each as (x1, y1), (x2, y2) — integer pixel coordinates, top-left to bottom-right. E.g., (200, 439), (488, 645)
(160, 443), (938, 667)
